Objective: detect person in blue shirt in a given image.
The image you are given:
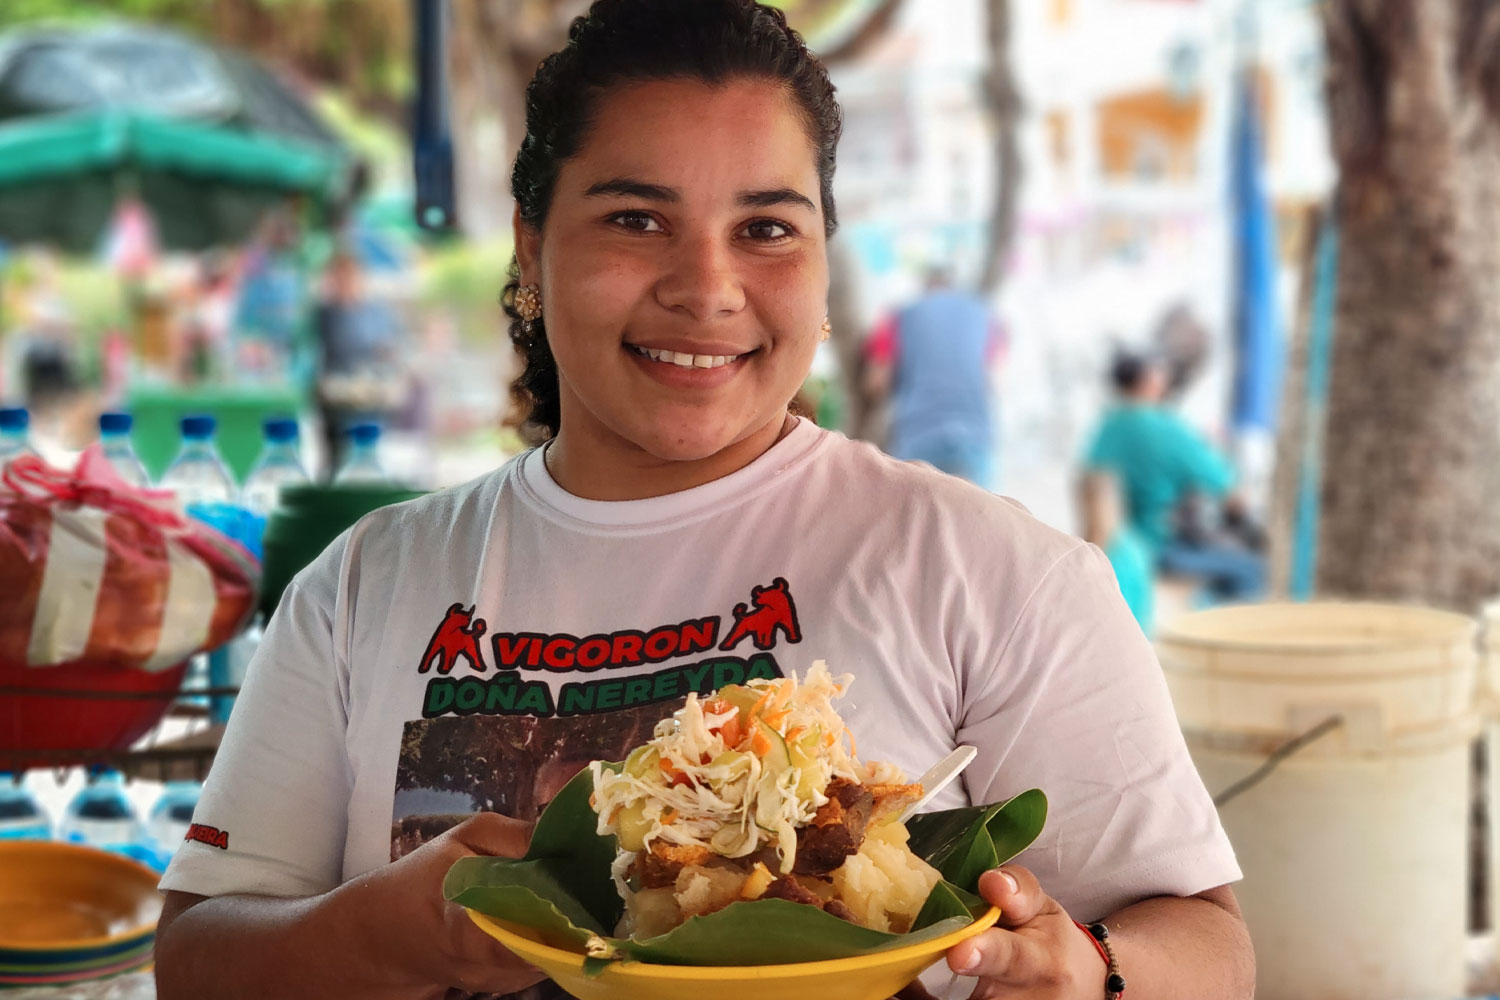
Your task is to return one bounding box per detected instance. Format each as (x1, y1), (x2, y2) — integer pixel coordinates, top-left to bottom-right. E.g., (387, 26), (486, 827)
(1084, 351), (1264, 602)
(862, 265), (1003, 488)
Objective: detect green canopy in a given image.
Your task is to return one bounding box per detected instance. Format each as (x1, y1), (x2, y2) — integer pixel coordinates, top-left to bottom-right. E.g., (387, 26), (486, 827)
(0, 23), (351, 253)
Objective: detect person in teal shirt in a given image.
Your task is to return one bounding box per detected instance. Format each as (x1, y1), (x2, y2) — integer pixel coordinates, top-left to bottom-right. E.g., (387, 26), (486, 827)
(1084, 352), (1264, 603)
(1079, 471), (1156, 631)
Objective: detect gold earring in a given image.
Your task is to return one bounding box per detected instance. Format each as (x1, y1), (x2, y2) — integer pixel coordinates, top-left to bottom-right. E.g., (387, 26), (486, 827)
(514, 284), (543, 330)
(820, 317), (832, 342)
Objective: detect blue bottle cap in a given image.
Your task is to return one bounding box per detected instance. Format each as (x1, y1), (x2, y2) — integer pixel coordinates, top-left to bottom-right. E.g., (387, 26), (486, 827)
(99, 412), (133, 435)
(0, 407), (27, 432)
(180, 415), (216, 440)
(263, 417), (299, 444)
(347, 422), (381, 446)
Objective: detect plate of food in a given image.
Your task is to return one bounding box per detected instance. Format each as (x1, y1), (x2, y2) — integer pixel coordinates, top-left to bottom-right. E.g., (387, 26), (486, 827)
(445, 662), (1046, 1000)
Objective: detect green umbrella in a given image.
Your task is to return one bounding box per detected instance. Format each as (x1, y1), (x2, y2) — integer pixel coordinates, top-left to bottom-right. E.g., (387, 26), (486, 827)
(0, 22), (352, 253)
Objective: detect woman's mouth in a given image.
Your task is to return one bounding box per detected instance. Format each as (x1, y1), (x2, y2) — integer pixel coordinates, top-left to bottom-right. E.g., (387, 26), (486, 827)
(628, 344), (750, 370)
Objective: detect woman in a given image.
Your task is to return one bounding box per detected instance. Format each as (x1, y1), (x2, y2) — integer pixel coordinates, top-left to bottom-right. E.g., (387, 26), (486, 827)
(155, 2), (1253, 998)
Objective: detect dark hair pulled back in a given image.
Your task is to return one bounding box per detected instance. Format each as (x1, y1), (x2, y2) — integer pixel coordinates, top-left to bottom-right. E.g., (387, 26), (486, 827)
(501, 0), (842, 441)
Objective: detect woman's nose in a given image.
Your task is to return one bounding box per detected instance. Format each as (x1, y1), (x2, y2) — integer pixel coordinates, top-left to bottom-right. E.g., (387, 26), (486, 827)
(654, 233), (746, 320)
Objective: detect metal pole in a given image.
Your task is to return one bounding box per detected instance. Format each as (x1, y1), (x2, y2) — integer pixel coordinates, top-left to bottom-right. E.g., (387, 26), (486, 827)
(412, 0), (457, 234)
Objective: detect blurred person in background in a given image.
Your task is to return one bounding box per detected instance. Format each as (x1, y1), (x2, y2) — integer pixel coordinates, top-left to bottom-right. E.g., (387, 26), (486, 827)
(175, 251), (239, 383)
(312, 249), (399, 477)
(862, 264), (1004, 488)
(232, 208), (304, 377)
(1084, 350), (1265, 603)
(11, 253), (82, 442)
(1078, 469), (1155, 632)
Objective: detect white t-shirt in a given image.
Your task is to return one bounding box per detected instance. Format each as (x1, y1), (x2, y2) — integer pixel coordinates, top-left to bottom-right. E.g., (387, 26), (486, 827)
(161, 417), (1238, 932)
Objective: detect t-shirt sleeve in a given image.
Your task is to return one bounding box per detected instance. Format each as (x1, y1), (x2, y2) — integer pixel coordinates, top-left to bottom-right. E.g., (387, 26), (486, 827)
(158, 537), (353, 900)
(955, 542), (1240, 921)
(1082, 420), (1114, 471)
(1172, 419), (1236, 496)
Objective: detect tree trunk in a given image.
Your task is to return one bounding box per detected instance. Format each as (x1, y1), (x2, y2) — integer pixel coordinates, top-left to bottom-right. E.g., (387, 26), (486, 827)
(447, 0), (585, 239)
(1316, 0), (1500, 612)
(979, 0), (1021, 297)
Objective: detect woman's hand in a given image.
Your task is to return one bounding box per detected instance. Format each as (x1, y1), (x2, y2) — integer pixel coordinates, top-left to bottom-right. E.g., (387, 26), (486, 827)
(333, 811), (549, 997)
(898, 865), (1104, 1000)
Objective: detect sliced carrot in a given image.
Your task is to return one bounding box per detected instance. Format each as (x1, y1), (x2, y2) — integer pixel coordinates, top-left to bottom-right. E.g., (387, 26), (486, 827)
(719, 715), (744, 748)
(662, 809), (678, 825)
(751, 727), (773, 757)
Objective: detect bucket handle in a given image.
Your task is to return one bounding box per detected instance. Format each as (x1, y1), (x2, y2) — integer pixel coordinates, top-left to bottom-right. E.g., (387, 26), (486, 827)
(1212, 715), (1345, 808)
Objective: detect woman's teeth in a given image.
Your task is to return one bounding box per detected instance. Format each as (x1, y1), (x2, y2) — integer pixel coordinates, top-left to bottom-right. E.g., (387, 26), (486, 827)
(631, 345), (741, 369)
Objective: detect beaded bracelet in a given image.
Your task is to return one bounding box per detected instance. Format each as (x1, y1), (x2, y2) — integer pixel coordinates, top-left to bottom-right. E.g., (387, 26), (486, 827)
(1073, 920), (1126, 999)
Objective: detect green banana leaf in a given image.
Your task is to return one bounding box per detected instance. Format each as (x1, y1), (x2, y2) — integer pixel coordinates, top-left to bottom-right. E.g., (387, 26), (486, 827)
(445, 767), (1047, 970)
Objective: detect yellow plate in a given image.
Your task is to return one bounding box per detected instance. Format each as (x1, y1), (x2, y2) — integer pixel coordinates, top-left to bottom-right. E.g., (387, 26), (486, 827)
(467, 905), (1001, 1000)
(0, 842), (161, 951)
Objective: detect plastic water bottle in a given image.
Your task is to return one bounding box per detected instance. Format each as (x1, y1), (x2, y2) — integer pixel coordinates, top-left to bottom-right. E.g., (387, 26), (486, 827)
(0, 774), (50, 841)
(98, 412), (151, 488)
(59, 769), (148, 857)
(241, 417), (308, 518)
(334, 422), (387, 484)
(0, 407), (37, 471)
(160, 415), (236, 509)
(147, 781), (202, 857)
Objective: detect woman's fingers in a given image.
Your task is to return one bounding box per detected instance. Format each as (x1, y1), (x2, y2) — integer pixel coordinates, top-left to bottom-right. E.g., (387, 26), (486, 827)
(944, 866), (1075, 995)
(980, 866), (1047, 928)
(447, 811), (536, 859)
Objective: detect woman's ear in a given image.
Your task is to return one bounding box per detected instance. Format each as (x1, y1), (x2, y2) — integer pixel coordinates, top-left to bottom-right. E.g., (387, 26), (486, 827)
(514, 206), (540, 283)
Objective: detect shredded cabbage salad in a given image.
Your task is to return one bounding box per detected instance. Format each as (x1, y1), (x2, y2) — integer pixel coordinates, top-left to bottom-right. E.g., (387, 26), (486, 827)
(589, 661), (905, 874)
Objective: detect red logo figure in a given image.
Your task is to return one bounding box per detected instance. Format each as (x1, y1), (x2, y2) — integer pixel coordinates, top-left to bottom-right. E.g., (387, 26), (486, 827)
(419, 603), (489, 674)
(719, 577), (801, 652)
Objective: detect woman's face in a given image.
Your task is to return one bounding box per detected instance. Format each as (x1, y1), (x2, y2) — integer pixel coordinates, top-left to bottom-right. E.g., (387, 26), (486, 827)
(517, 77), (829, 478)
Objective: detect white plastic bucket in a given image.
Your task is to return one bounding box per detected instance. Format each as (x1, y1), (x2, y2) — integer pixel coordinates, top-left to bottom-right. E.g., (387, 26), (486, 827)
(1156, 602), (1479, 1000)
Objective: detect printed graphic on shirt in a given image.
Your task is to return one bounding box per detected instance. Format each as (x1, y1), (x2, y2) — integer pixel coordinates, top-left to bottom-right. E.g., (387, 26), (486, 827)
(185, 823), (229, 849)
(415, 578), (802, 721)
(418, 603), (489, 674)
(392, 577), (803, 861)
(388, 579), (791, 1000)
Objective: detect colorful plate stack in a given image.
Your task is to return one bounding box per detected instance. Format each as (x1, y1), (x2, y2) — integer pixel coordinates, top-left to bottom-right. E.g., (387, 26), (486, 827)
(0, 842), (160, 989)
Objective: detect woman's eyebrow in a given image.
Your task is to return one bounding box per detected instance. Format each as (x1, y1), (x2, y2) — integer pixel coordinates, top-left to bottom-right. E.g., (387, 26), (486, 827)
(738, 188), (817, 213)
(583, 178), (678, 201)
(582, 178), (817, 214)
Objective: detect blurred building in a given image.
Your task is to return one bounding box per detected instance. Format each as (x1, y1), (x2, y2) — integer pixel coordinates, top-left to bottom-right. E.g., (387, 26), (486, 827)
(829, 0), (1334, 527)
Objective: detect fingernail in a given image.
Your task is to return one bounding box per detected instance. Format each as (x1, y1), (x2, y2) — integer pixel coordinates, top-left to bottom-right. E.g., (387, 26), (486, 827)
(1001, 870), (1019, 893)
(952, 945), (979, 974)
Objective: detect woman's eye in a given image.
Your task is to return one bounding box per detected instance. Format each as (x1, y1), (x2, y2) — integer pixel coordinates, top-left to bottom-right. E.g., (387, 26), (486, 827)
(609, 211), (663, 233)
(743, 219), (793, 241)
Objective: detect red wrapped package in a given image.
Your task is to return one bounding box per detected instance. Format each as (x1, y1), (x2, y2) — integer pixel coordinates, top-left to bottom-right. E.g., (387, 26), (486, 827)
(0, 449), (259, 764)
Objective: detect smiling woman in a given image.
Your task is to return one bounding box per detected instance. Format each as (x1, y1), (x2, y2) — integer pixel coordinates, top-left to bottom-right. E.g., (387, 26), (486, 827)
(501, 3), (841, 499)
(520, 76), (830, 498)
(150, 4), (1252, 1000)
